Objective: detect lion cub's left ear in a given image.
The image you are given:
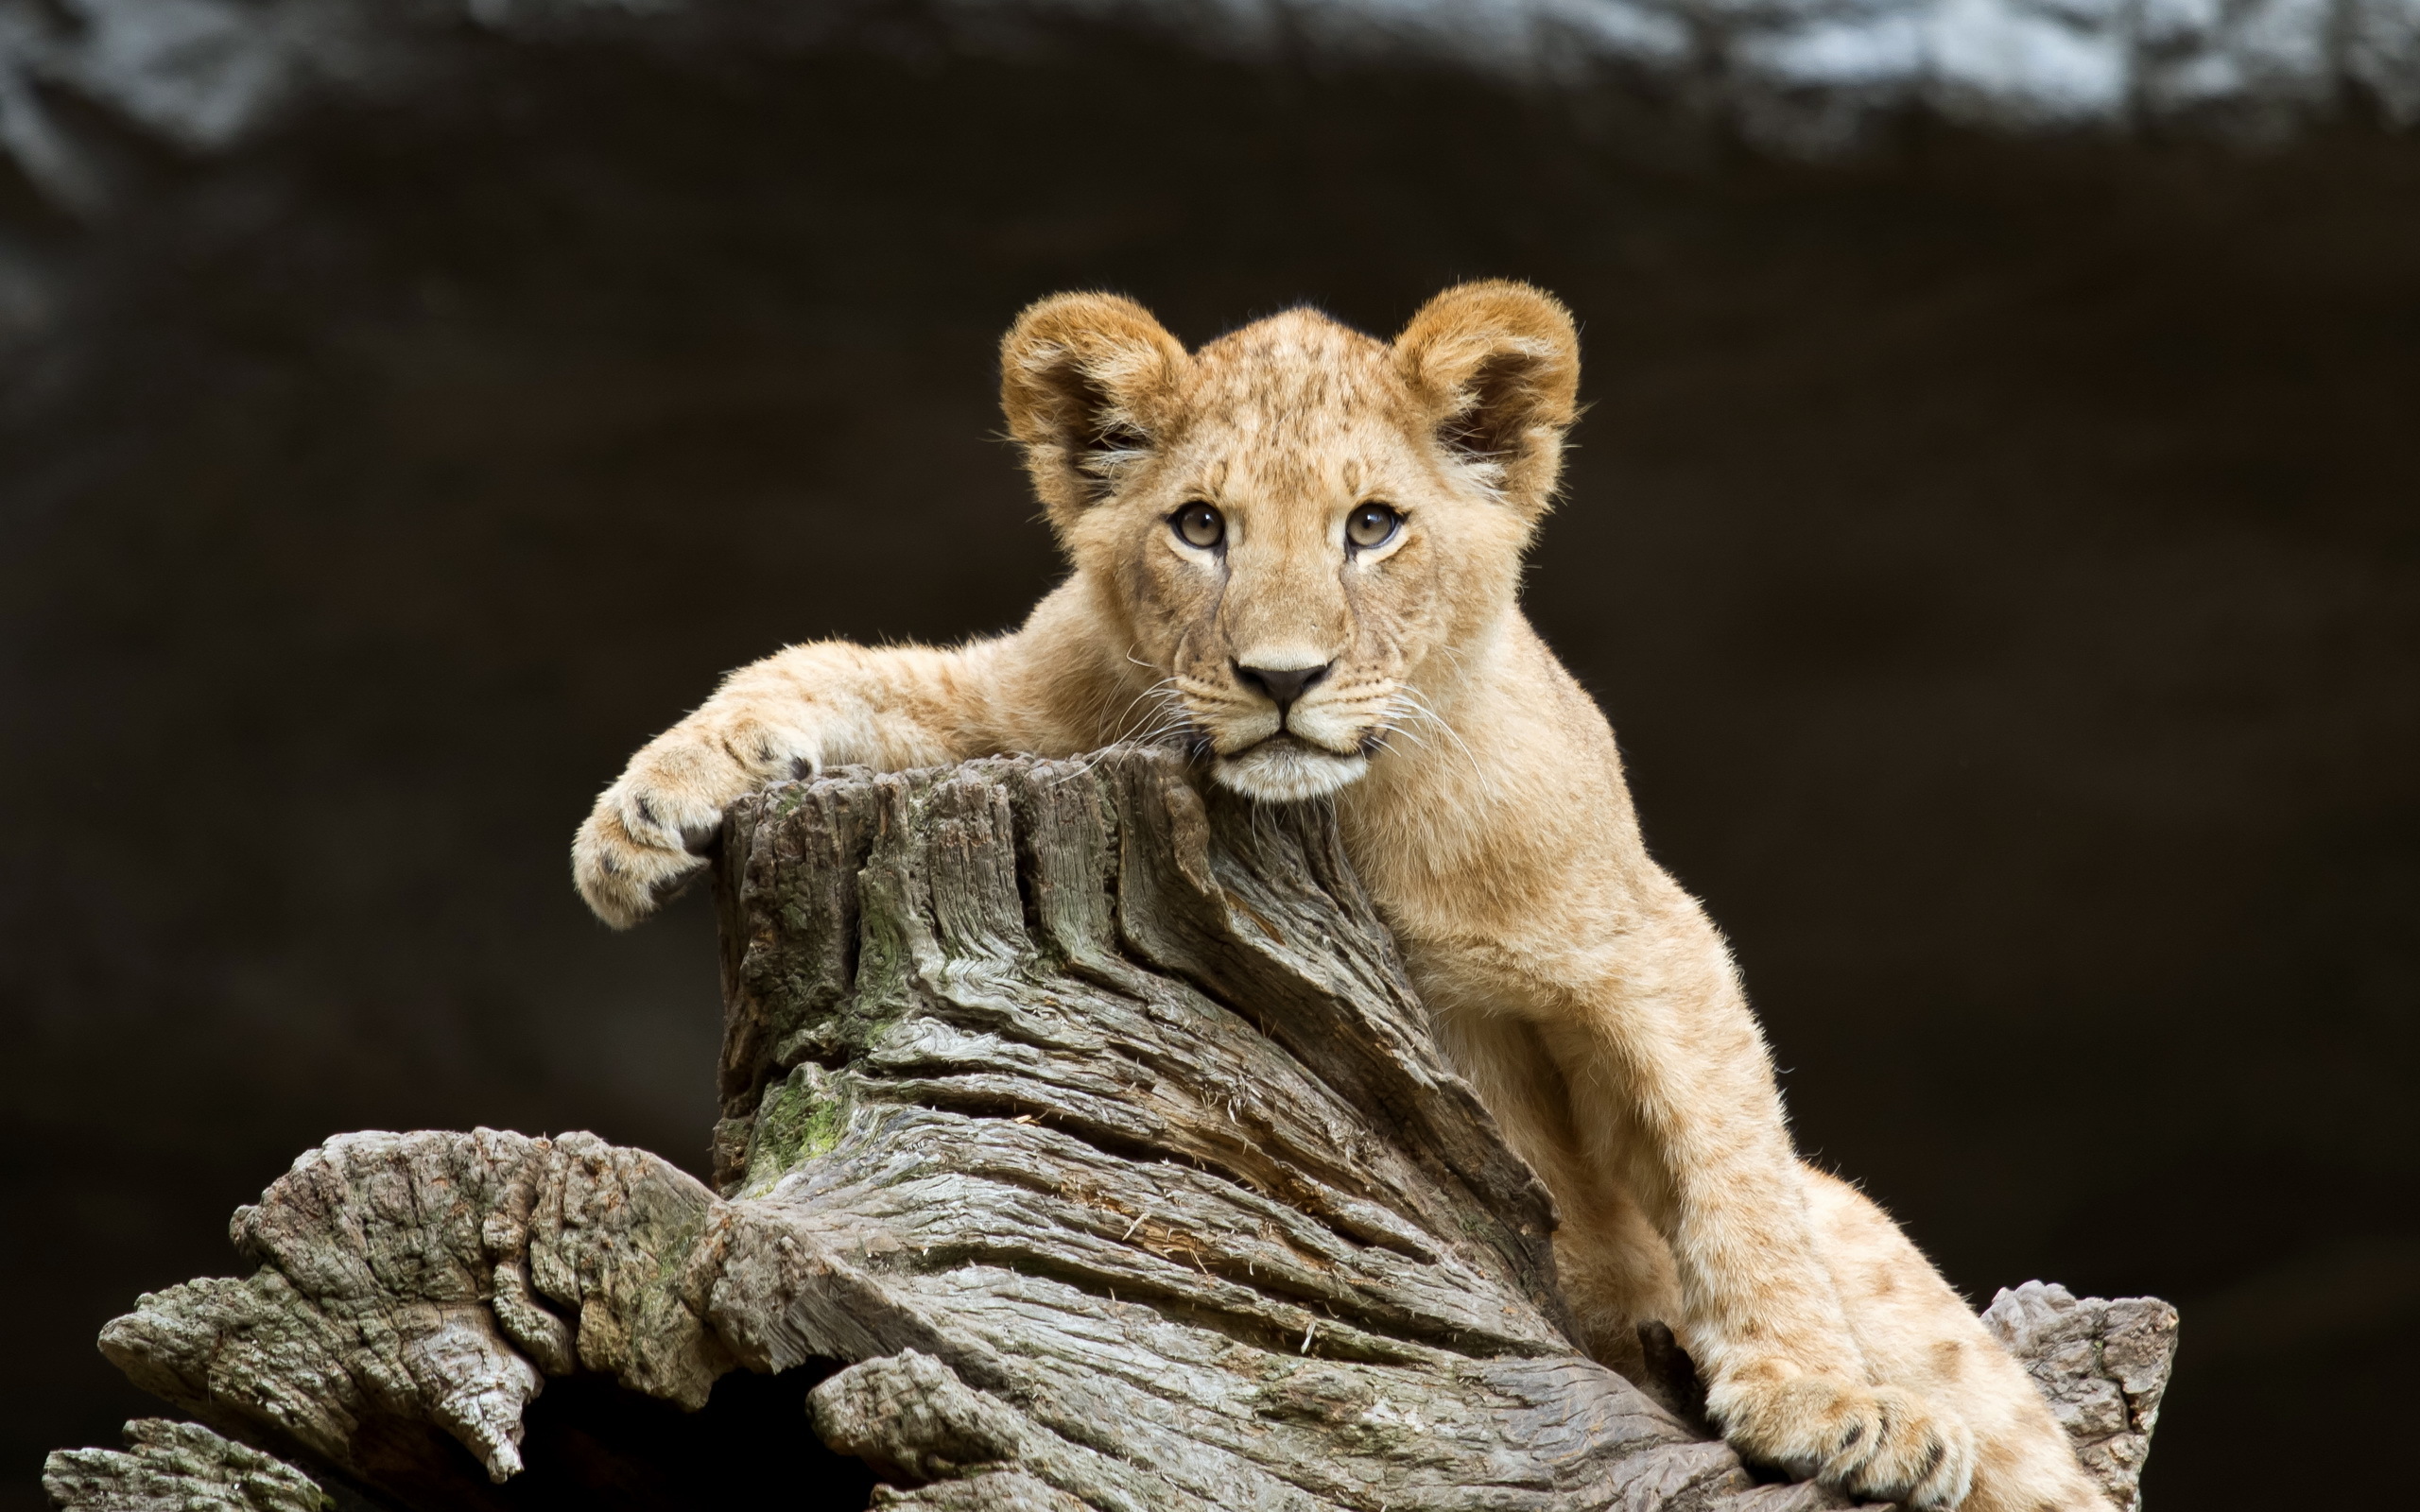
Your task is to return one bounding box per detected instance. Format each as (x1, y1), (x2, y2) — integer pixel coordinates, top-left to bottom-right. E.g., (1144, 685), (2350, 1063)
(1392, 281), (1581, 517)
(1001, 292), (1191, 531)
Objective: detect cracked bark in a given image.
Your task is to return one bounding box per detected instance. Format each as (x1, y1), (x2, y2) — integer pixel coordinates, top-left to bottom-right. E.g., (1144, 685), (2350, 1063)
(46, 748), (2178, 1512)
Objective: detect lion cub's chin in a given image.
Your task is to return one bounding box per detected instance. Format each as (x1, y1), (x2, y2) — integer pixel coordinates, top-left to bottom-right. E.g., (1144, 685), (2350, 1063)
(1214, 739), (1370, 803)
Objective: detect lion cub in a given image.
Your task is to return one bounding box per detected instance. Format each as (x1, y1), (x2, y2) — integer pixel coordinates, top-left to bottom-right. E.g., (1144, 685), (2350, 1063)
(575, 284), (2111, 1511)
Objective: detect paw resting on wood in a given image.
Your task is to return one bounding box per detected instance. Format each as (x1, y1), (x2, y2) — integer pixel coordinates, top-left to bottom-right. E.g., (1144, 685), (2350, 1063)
(575, 714), (819, 927)
(1711, 1373), (1977, 1510)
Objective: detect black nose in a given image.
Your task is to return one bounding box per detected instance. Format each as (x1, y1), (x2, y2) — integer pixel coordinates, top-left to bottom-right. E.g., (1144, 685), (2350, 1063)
(1235, 661), (1332, 715)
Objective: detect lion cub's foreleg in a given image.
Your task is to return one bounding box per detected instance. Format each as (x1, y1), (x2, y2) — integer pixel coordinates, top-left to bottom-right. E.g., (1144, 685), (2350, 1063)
(1452, 917), (1980, 1509)
(1452, 915), (2108, 1510)
(575, 639), (1015, 926)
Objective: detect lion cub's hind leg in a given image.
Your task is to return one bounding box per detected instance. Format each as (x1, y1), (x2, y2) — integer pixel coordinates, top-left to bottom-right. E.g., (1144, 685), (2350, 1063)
(1550, 1176), (1692, 1400)
(1806, 1169), (2116, 1512)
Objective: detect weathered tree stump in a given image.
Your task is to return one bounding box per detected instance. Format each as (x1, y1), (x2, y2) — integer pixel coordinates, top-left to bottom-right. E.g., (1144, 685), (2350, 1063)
(47, 749), (2177, 1511)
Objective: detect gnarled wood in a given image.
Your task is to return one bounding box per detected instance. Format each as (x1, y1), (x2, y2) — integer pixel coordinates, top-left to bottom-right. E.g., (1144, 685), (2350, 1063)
(50, 748), (2176, 1512)
(43, 1420), (330, 1512)
(1980, 1283), (2178, 1512)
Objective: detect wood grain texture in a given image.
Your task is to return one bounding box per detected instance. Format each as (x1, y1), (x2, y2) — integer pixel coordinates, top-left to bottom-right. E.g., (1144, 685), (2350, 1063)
(703, 749), (1802, 1509)
(54, 749), (2174, 1512)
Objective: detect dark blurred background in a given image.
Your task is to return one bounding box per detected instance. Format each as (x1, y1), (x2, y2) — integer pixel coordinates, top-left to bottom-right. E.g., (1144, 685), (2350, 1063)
(3, 2), (2415, 1508)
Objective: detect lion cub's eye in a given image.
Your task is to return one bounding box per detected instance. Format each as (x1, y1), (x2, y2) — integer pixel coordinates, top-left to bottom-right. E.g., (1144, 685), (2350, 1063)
(1172, 502), (1225, 550)
(1346, 502), (1403, 550)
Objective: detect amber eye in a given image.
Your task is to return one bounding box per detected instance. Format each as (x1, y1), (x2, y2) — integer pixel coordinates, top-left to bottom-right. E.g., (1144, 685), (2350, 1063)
(1172, 502), (1225, 549)
(1346, 502), (1402, 550)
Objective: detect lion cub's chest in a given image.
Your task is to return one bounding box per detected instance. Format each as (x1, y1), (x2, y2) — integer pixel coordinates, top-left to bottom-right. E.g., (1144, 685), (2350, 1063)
(1338, 805), (1581, 1024)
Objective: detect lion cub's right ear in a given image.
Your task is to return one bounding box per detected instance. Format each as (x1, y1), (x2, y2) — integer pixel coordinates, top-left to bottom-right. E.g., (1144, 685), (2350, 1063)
(1001, 293), (1191, 528)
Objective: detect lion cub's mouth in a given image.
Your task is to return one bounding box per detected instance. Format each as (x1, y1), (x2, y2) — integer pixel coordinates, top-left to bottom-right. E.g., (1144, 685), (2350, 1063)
(1213, 734), (1370, 803)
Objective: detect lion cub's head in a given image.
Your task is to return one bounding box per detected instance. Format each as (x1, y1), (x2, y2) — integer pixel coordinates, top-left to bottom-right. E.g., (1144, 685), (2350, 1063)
(1001, 282), (1580, 801)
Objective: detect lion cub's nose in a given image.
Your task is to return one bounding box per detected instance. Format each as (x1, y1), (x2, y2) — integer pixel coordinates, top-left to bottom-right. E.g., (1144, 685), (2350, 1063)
(1235, 661), (1332, 716)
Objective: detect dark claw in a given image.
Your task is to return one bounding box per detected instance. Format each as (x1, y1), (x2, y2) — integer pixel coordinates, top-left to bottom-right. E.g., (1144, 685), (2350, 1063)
(1910, 1435), (1946, 1485)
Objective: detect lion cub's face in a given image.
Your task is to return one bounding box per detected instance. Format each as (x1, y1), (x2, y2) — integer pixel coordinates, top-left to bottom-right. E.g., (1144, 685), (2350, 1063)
(1001, 284), (1581, 801)
(1070, 313), (1530, 803)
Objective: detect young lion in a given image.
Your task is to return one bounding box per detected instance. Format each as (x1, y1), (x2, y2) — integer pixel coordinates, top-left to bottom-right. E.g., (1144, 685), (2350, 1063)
(574, 284), (2110, 1511)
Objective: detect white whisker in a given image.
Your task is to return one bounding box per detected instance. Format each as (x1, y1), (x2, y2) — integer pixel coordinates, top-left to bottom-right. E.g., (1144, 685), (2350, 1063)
(1382, 687), (1486, 788)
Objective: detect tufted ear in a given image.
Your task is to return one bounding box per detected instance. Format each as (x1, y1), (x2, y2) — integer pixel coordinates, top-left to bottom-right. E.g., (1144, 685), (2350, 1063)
(1000, 292), (1191, 528)
(1392, 281), (1581, 516)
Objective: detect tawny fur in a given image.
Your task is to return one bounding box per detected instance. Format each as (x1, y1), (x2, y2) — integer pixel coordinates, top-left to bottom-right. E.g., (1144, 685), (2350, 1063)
(573, 284), (2111, 1512)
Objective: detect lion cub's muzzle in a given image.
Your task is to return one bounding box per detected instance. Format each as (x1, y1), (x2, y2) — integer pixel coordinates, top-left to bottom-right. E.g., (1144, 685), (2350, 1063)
(1202, 657), (1378, 802)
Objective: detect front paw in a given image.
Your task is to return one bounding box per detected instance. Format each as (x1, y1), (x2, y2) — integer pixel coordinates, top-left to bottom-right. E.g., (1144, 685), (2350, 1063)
(574, 785), (708, 929)
(1709, 1374), (1976, 1510)
(574, 731), (796, 928)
